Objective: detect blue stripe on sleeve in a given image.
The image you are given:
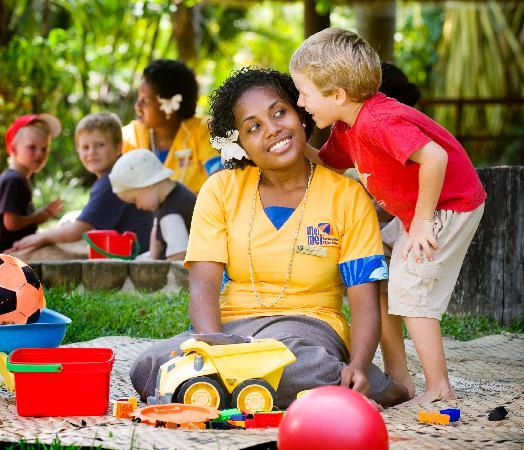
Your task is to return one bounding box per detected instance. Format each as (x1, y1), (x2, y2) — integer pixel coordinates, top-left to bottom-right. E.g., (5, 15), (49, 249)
(220, 269), (230, 293)
(204, 156), (223, 175)
(339, 255), (389, 288)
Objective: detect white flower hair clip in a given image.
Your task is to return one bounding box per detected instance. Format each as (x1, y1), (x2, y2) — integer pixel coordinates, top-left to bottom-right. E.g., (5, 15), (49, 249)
(157, 94), (182, 120)
(210, 130), (249, 162)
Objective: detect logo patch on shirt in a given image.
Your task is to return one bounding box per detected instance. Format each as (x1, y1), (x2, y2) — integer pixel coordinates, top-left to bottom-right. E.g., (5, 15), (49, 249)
(317, 222), (332, 235)
(306, 223), (339, 246)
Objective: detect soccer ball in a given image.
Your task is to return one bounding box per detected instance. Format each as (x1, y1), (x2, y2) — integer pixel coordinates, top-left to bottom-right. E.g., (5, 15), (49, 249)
(0, 254), (45, 325)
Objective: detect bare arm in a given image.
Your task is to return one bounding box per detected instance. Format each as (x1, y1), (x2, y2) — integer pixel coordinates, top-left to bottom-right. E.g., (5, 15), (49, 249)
(148, 221), (163, 260)
(167, 252), (186, 261)
(409, 141), (448, 221)
(305, 143), (346, 174)
(341, 281), (381, 394)
(188, 261), (224, 333)
(10, 219), (92, 251)
(403, 141), (448, 261)
(4, 208), (52, 231)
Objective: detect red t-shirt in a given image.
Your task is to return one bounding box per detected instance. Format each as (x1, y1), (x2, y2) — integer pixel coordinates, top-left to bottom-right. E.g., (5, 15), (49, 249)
(319, 93), (487, 231)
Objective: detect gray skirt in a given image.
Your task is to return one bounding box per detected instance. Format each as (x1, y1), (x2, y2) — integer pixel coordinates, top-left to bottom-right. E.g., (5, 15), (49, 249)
(129, 315), (391, 408)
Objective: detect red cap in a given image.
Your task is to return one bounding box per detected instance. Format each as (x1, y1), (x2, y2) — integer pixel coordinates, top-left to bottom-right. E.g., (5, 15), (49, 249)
(5, 113), (62, 154)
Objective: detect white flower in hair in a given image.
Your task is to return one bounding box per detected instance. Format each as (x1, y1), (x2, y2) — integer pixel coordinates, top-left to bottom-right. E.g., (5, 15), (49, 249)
(157, 94), (182, 119)
(210, 129), (249, 162)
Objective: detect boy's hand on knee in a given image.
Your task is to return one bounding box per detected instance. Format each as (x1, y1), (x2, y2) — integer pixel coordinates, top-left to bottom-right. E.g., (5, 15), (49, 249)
(402, 218), (439, 263)
(340, 364), (371, 397)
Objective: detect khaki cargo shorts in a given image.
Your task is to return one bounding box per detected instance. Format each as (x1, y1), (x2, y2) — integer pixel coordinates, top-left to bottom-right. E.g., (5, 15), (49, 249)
(380, 203), (484, 320)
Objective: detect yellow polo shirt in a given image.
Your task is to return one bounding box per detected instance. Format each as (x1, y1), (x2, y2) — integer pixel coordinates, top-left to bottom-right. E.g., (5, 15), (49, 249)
(185, 165), (388, 349)
(122, 116), (220, 193)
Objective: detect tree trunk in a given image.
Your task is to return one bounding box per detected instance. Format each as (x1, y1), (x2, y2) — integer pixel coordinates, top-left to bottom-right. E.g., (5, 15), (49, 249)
(0, 0), (14, 47)
(304, 0), (331, 149)
(171, 1), (199, 67)
(354, 0), (396, 62)
(449, 166), (524, 325)
(304, 0), (330, 38)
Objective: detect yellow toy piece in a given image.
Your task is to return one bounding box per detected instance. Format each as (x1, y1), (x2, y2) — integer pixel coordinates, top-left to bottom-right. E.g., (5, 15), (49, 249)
(0, 352), (15, 392)
(150, 338), (296, 412)
(418, 410), (451, 425)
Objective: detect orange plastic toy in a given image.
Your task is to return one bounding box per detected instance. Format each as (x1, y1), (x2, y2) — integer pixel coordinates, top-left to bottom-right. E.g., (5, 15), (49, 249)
(113, 396), (138, 419)
(130, 403), (219, 428)
(418, 410), (451, 425)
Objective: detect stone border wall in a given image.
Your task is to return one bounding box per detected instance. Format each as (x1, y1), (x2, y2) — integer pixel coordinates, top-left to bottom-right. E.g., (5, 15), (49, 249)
(30, 260), (189, 292)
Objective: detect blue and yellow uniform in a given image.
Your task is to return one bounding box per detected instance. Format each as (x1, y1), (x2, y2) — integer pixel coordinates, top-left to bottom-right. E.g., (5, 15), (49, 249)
(122, 117), (221, 193)
(185, 164), (388, 348)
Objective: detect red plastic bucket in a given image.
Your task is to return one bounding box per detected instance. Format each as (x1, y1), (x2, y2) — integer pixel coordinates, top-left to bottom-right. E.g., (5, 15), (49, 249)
(83, 230), (139, 260)
(7, 347), (114, 416)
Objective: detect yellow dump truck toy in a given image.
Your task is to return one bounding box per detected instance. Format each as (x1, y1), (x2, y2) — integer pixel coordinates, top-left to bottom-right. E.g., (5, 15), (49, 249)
(148, 338), (296, 412)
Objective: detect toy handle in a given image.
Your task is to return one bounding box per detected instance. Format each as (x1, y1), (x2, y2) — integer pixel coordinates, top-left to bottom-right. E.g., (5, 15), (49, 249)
(6, 360), (63, 373)
(0, 352), (15, 392)
(82, 232), (141, 260)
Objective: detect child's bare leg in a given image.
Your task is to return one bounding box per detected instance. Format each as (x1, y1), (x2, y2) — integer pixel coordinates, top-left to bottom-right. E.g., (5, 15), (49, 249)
(379, 292), (415, 398)
(402, 316), (456, 405)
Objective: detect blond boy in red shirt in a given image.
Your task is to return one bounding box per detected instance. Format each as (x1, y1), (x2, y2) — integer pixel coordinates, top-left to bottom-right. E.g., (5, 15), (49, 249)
(290, 28), (486, 404)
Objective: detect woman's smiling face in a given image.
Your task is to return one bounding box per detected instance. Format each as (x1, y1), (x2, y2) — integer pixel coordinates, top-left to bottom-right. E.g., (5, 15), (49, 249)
(233, 86), (306, 170)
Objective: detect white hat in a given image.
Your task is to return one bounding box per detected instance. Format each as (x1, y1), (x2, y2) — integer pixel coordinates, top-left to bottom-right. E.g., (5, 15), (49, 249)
(109, 149), (174, 193)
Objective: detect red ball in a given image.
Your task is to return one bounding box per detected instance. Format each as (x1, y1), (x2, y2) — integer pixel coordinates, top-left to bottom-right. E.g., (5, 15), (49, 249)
(278, 386), (388, 450)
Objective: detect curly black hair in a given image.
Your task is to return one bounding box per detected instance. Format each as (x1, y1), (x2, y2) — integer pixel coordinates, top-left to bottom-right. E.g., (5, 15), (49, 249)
(143, 59), (198, 120)
(380, 62), (421, 107)
(208, 67), (315, 169)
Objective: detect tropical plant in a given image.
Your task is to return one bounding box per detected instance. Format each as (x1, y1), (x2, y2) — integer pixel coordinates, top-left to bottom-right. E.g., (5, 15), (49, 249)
(431, 1), (524, 163)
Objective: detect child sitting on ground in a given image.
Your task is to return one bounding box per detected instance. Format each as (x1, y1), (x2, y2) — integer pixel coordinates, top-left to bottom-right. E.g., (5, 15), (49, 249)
(9, 112), (153, 255)
(290, 28), (486, 404)
(109, 149), (196, 261)
(1, 114), (63, 252)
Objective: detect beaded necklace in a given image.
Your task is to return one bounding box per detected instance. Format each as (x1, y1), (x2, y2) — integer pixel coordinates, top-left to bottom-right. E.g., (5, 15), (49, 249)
(247, 160), (315, 307)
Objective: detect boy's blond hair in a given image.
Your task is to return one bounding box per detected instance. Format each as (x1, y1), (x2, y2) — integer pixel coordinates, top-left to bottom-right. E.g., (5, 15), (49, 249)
(75, 112), (122, 147)
(290, 27), (381, 102)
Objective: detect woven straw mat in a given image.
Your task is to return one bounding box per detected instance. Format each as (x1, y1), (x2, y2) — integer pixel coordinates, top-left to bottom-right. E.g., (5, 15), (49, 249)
(1, 334), (523, 449)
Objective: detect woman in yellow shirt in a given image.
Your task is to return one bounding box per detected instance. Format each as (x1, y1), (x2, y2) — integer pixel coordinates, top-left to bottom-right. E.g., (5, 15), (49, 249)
(130, 68), (410, 409)
(122, 59), (221, 193)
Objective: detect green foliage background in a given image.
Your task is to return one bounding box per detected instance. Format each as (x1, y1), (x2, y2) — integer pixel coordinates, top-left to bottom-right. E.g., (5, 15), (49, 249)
(0, 0), (522, 212)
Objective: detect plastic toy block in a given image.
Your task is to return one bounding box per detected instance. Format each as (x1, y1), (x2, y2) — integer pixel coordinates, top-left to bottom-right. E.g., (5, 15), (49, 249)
(418, 410), (450, 425)
(440, 408), (460, 422)
(113, 397), (138, 419)
(230, 413), (247, 421)
(245, 411), (285, 428)
(209, 421), (244, 430)
(217, 408), (242, 421)
(488, 406), (508, 421)
(227, 420), (246, 428)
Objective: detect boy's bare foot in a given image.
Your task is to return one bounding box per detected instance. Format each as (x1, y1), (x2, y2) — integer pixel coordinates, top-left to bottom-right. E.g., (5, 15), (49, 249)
(400, 387), (457, 406)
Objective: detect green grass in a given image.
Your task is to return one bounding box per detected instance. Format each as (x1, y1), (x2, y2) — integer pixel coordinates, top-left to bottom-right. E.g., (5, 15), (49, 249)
(341, 303), (523, 341)
(44, 288), (524, 344)
(45, 288), (191, 344)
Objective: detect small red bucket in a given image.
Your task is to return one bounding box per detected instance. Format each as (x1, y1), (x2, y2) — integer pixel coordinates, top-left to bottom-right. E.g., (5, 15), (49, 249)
(7, 347), (114, 416)
(83, 230), (139, 260)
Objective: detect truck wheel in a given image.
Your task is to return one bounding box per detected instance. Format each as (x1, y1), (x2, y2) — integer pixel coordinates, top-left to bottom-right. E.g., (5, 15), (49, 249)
(176, 376), (228, 409)
(232, 379), (276, 412)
